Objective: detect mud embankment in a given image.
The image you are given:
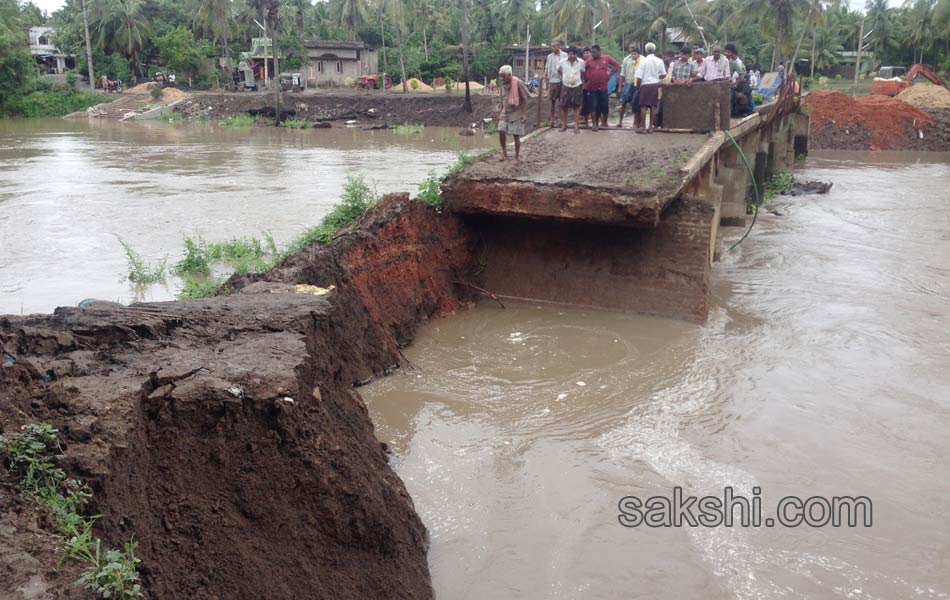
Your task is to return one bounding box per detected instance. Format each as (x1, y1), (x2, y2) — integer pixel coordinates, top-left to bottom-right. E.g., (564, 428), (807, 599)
(804, 90), (950, 151)
(183, 91), (535, 129)
(0, 195), (475, 599)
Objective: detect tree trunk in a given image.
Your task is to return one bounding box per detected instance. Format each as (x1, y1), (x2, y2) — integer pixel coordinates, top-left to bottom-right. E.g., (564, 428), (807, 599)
(423, 25), (428, 61)
(295, 0), (304, 36)
(460, 0), (472, 112)
(661, 24), (666, 52)
(397, 33), (408, 92)
(379, 11), (387, 67)
(810, 33), (816, 77)
(81, 0), (95, 91)
(772, 15), (784, 70)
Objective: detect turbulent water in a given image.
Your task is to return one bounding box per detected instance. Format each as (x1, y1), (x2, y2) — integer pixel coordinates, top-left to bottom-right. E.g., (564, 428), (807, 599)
(362, 151), (950, 599)
(0, 119), (492, 314)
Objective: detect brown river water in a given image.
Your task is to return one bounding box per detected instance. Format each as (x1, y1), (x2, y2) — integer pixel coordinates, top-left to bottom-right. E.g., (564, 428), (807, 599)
(362, 152), (950, 599)
(0, 119), (492, 314)
(3, 119), (950, 599)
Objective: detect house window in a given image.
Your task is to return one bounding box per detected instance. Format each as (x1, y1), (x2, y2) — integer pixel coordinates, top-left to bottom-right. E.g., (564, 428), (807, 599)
(317, 61), (324, 73)
(336, 61), (343, 73)
(515, 58), (524, 67)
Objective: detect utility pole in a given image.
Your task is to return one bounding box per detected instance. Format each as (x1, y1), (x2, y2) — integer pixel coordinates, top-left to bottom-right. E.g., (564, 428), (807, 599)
(80, 0), (94, 91)
(852, 17), (865, 98)
(459, 0), (472, 112)
(269, 0), (281, 125)
(525, 25), (530, 83)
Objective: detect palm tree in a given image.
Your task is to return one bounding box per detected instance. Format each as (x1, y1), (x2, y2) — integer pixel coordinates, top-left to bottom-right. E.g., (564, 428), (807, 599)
(865, 0), (897, 64)
(193, 0), (233, 78)
(905, 0), (936, 63)
(414, 0), (437, 59)
(738, 0), (801, 69)
(546, 0), (609, 43)
(637, 0), (686, 51)
(90, 0), (152, 76)
(331, 0), (370, 39)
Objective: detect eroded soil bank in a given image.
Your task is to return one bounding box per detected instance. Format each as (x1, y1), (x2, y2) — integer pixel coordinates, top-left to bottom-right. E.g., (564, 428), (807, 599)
(0, 195), (475, 599)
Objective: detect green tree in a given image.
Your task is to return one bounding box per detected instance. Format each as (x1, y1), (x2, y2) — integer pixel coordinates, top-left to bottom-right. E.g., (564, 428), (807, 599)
(153, 26), (209, 79)
(865, 0), (898, 64)
(546, 0), (609, 43)
(90, 0), (152, 76)
(192, 0), (233, 78)
(0, 0), (38, 113)
(331, 0), (370, 39)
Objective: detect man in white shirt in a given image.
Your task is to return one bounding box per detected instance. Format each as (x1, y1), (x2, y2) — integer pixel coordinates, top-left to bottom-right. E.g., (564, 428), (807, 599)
(634, 42), (666, 132)
(557, 46), (585, 133)
(543, 41), (566, 127)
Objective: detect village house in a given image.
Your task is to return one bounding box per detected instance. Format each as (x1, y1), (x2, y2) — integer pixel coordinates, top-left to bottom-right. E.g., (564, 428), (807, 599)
(301, 39), (378, 87)
(507, 44), (549, 80)
(28, 26), (74, 75)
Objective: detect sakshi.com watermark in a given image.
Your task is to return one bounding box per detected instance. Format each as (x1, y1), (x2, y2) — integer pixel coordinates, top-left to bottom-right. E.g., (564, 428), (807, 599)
(618, 487), (872, 528)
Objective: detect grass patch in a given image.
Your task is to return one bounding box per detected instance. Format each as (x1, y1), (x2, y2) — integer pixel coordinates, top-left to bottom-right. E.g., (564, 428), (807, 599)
(163, 112), (185, 123)
(764, 172), (795, 201)
(415, 151), (480, 208)
(118, 238), (168, 284)
(281, 119), (309, 129)
(286, 174), (377, 254)
(177, 274), (226, 299)
(393, 123), (424, 134)
(174, 234), (280, 278)
(220, 113), (255, 127)
(1, 424), (143, 599)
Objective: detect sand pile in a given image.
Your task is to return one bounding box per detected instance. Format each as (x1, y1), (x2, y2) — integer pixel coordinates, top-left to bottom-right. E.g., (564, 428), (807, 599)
(897, 84), (950, 109)
(451, 81), (485, 91)
(125, 81), (156, 94)
(158, 87), (190, 103)
(805, 90), (933, 150)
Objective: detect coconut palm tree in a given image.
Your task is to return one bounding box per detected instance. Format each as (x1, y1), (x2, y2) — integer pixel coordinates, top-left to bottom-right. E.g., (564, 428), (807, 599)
(90, 0), (152, 76)
(192, 0), (233, 77)
(905, 0), (936, 63)
(546, 0), (609, 43)
(636, 0), (686, 51)
(331, 0), (370, 39)
(865, 0), (897, 64)
(414, 0), (437, 59)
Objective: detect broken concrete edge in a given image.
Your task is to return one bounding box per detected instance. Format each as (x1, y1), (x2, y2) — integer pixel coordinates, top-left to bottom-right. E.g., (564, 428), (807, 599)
(129, 98), (188, 120)
(442, 179), (665, 228)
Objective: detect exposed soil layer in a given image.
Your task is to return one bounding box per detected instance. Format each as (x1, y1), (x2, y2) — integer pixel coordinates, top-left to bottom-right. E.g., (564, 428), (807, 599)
(805, 91), (950, 151)
(0, 195), (476, 599)
(182, 91), (541, 130)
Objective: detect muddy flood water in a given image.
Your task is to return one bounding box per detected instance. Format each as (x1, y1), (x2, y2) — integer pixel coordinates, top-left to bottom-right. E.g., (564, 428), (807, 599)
(362, 152), (950, 599)
(0, 119), (492, 314)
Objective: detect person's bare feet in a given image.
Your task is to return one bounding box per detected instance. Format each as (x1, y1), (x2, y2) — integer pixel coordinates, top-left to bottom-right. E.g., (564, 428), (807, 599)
(559, 126), (567, 132)
(499, 154), (509, 161)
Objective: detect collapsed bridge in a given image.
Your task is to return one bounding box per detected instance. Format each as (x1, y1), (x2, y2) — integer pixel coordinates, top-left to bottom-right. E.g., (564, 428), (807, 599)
(443, 80), (808, 323)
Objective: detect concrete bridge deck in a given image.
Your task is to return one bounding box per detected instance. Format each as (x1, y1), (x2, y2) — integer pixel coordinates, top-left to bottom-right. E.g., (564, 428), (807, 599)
(442, 97), (807, 323)
(446, 129), (712, 228)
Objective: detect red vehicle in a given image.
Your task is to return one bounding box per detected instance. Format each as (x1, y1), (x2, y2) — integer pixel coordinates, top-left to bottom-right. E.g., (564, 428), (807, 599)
(357, 74), (392, 90)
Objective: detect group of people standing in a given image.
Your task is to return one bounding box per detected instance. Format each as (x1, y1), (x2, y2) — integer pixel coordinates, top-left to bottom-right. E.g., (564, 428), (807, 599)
(495, 39), (759, 159)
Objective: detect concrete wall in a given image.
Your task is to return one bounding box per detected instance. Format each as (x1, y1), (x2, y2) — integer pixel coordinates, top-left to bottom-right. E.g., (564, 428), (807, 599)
(466, 195), (718, 323)
(663, 80), (732, 130)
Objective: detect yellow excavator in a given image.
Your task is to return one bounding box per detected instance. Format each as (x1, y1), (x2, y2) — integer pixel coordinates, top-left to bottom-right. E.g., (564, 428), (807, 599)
(870, 64), (949, 96)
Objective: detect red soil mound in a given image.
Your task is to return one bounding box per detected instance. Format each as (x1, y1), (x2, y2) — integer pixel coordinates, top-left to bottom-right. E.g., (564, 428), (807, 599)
(805, 90), (934, 150)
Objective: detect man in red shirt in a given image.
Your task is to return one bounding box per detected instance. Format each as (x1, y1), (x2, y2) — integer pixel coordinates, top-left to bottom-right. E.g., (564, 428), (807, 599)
(583, 44), (620, 131)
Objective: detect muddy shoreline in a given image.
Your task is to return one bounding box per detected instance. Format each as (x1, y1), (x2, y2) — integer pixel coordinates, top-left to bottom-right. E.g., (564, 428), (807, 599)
(182, 91), (543, 130)
(1, 195), (475, 599)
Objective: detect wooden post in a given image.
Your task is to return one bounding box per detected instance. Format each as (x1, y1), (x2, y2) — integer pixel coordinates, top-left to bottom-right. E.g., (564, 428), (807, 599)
(536, 78), (542, 129)
(852, 17), (865, 98)
(714, 101), (721, 131)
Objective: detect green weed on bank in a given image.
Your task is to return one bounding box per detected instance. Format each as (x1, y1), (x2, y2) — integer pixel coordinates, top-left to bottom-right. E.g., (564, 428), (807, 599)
(415, 151), (479, 208)
(1, 424), (143, 599)
(219, 113), (255, 127)
(765, 172), (795, 201)
(119, 174), (380, 299)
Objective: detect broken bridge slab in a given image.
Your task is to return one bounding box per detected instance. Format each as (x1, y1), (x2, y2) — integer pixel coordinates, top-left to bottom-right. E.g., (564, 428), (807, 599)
(442, 128), (715, 228)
